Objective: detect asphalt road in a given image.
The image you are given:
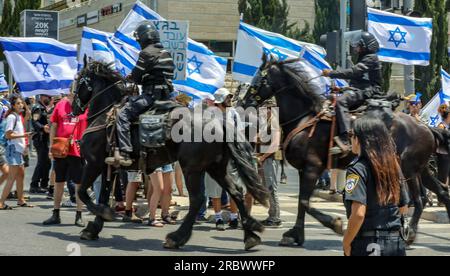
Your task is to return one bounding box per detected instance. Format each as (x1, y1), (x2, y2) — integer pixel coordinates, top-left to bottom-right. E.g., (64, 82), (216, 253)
(0, 157), (449, 256)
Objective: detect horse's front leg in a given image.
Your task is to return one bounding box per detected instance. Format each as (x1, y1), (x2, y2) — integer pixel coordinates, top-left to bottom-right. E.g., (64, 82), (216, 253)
(164, 171), (204, 249)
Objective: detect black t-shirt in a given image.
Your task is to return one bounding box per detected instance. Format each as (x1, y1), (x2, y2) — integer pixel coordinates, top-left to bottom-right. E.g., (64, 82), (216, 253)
(344, 156), (408, 232)
(31, 102), (50, 144)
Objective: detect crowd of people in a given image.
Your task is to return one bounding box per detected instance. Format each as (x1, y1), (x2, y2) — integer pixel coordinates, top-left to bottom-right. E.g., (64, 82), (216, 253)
(0, 86), (285, 234)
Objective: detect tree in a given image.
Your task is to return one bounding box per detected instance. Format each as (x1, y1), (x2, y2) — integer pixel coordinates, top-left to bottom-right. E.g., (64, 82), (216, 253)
(312, 0), (339, 44)
(0, 0), (14, 36)
(10, 0), (42, 36)
(238, 0), (314, 42)
(414, 0), (449, 103)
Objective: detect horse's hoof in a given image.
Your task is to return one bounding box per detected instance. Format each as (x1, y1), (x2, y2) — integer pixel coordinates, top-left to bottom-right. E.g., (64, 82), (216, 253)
(332, 217), (344, 236)
(279, 236), (298, 247)
(80, 230), (99, 241)
(99, 206), (115, 222)
(280, 228), (305, 247)
(244, 235), (262, 251)
(163, 237), (180, 249)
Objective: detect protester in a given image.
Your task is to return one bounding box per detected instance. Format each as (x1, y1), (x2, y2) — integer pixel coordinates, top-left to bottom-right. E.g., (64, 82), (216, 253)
(43, 94), (87, 227)
(123, 170), (144, 223)
(256, 99), (282, 227)
(0, 95), (32, 210)
(147, 165), (176, 227)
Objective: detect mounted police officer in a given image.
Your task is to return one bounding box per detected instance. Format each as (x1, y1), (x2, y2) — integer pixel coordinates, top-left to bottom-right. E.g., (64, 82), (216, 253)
(106, 21), (175, 167)
(322, 32), (383, 155)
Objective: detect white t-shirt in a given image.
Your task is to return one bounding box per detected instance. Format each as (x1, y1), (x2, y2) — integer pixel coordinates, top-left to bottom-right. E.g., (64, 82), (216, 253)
(6, 113), (25, 153)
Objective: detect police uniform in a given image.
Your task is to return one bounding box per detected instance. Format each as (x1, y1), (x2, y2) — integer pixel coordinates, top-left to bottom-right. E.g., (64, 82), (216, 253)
(116, 32), (175, 156)
(344, 156), (409, 256)
(328, 32), (383, 140)
(30, 101), (51, 190)
(330, 54), (383, 137)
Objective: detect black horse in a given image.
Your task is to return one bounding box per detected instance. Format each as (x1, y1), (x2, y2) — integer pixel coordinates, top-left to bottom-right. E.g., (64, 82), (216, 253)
(241, 57), (450, 246)
(72, 61), (269, 250)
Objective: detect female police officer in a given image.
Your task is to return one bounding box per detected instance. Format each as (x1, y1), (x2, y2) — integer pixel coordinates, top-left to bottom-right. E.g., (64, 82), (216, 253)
(343, 117), (409, 256)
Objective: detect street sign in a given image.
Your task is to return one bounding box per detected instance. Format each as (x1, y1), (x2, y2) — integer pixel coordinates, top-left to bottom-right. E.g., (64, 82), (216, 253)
(152, 20), (189, 81)
(20, 10), (59, 40)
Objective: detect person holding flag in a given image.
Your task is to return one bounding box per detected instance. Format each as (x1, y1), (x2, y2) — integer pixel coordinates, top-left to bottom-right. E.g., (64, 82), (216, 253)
(105, 21), (175, 167)
(404, 93), (428, 124)
(322, 32), (383, 155)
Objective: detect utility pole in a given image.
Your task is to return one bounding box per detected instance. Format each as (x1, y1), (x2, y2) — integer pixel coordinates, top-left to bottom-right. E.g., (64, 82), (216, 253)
(403, 0), (415, 95)
(340, 0), (347, 68)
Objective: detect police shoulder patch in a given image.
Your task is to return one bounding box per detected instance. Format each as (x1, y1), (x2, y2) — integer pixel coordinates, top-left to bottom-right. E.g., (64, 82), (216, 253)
(345, 174), (360, 194)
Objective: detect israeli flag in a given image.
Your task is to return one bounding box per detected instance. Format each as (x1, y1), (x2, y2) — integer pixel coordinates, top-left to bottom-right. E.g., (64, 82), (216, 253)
(115, 0), (163, 49)
(0, 37), (78, 97)
(79, 27), (112, 69)
(173, 39), (227, 101)
(92, 39), (115, 64)
(115, 1), (227, 100)
(0, 74), (8, 91)
(368, 8), (432, 66)
(421, 91), (442, 127)
(233, 22), (345, 94)
(79, 27), (137, 76)
(421, 69), (450, 127)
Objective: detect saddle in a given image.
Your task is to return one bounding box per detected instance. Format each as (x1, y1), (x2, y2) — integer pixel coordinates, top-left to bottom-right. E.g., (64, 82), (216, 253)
(283, 95), (395, 169)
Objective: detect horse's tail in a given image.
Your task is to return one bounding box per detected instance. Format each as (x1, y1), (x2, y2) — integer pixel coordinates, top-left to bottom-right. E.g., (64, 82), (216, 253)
(227, 140), (269, 207)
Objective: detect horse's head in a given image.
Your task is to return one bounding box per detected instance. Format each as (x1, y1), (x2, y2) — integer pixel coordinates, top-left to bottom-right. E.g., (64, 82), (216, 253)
(241, 55), (323, 114)
(72, 58), (125, 116)
(241, 55), (285, 109)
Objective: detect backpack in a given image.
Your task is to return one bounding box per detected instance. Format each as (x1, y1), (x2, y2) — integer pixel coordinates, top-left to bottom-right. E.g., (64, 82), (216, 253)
(0, 113), (18, 147)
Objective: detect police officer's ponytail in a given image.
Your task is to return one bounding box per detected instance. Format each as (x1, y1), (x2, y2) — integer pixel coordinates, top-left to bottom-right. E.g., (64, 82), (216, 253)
(353, 118), (402, 206)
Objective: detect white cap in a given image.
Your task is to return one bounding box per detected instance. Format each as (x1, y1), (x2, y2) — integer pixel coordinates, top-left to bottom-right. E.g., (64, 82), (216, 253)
(214, 88), (232, 104)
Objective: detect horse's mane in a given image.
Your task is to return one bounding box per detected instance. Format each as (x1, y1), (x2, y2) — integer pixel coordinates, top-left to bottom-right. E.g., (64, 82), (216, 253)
(81, 61), (125, 83)
(271, 59), (323, 114)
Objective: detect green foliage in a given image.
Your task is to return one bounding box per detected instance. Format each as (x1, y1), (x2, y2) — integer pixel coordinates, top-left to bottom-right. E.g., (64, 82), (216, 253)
(238, 0), (314, 42)
(414, 0), (449, 103)
(312, 0), (339, 44)
(0, 0), (42, 37)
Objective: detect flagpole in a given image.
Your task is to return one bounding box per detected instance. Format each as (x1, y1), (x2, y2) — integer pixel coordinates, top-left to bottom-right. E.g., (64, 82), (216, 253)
(403, 0), (415, 96)
(339, 0), (347, 68)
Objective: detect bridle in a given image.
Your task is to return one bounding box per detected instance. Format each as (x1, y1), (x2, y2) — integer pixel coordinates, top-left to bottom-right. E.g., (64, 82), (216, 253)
(247, 68), (308, 127)
(74, 73), (125, 120)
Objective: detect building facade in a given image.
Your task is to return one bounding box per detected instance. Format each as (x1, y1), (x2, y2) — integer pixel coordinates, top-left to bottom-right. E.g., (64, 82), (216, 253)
(41, 0), (315, 63)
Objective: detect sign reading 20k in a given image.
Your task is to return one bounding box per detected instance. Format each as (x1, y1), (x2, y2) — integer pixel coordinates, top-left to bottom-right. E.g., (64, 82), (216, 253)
(20, 10), (59, 40)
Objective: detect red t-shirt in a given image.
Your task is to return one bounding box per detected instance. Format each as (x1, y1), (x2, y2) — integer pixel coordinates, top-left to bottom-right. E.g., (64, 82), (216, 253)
(50, 98), (88, 157)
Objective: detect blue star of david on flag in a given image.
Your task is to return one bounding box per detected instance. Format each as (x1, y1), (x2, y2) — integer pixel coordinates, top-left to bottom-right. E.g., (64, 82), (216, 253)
(430, 114), (440, 127)
(187, 55), (203, 76)
(263, 47), (288, 61)
(388, 27), (407, 48)
(31, 56), (51, 78)
(119, 67), (126, 77)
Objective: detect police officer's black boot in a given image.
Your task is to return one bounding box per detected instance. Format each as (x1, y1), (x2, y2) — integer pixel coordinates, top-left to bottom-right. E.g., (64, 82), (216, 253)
(331, 134), (351, 156)
(43, 209), (61, 225)
(118, 152), (133, 167)
(105, 149), (132, 167)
